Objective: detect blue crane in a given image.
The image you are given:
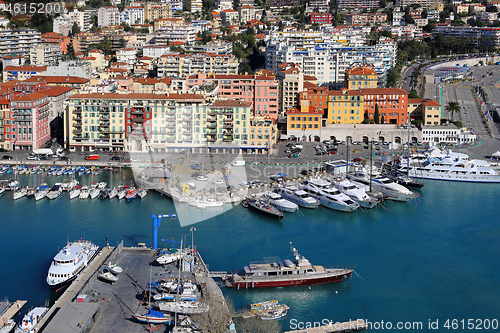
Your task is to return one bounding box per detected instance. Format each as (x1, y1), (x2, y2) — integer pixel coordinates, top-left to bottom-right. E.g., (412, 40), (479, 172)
(152, 214), (177, 250)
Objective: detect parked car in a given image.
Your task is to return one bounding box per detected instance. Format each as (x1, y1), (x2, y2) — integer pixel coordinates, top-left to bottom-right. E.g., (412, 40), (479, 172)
(2, 155), (12, 160)
(191, 164), (201, 170)
(0, 148), (8, 152)
(241, 181), (250, 188)
(253, 180), (263, 187)
(130, 157), (140, 162)
(292, 144), (303, 150)
(191, 172), (202, 178)
(301, 169), (312, 175)
(353, 158), (363, 163)
(269, 175), (283, 182)
(196, 175), (208, 181)
(110, 155), (121, 161)
(27, 155), (38, 160)
(221, 174), (233, 180)
(214, 179), (224, 185)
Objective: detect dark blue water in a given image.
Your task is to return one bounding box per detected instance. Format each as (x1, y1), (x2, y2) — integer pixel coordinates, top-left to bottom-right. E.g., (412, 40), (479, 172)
(1, 171), (500, 331)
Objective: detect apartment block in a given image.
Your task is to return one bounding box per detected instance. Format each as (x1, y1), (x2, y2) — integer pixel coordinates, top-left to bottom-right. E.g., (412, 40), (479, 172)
(0, 100), (10, 150)
(298, 86), (329, 114)
(116, 48), (137, 70)
(286, 102), (324, 139)
(41, 33), (70, 54)
(184, 0), (202, 13)
(2, 65), (47, 82)
(342, 13), (388, 25)
(337, 0), (378, 9)
(432, 26), (500, 48)
(327, 89), (364, 124)
(153, 18), (184, 31)
(157, 53), (239, 78)
(69, 9), (92, 32)
(23, 76), (90, 94)
(10, 93), (50, 150)
(53, 15), (73, 35)
(122, 6), (145, 25)
(393, 7), (405, 26)
(265, 0), (300, 8)
(216, 0), (233, 11)
(98, 7), (121, 27)
(220, 9), (239, 26)
(132, 78), (186, 94)
(408, 98), (441, 125)
(30, 45), (61, 66)
(238, 6), (256, 24)
(248, 117), (278, 147)
(306, 0), (330, 13)
(395, 0), (431, 7)
(143, 3), (172, 22)
(154, 25), (197, 44)
(360, 88), (408, 125)
(0, 29), (41, 58)
(310, 12), (332, 24)
(345, 66), (378, 90)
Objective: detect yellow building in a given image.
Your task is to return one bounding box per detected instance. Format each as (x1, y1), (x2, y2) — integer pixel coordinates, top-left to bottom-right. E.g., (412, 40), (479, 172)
(408, 98), (441, 126)
(143, 3), (172, 22)
(248, 117), (278, 147)
(430, 2), (444, 11)
(286, 100), (324, 132)
(344, 66), (378, 90)
(327, 89), (364, 124)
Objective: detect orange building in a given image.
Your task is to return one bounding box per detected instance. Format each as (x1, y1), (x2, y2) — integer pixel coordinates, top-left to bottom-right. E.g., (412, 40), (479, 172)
(286, 100), (324, 133)
(41, 33), (71, 54)
(345, 66), (378, 90)
(298, 86), (329, 113)
(360, 88), (408, 125)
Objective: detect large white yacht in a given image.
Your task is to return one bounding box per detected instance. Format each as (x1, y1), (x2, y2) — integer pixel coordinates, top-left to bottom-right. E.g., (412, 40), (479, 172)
(348, 172), (418, 202)
(46, 240), (99, 287)
(332, 178), (379, 209)
(398, 147), (500, 183)
(301, 179), (359, 212)
(274, 187), (320, 208)
(261, 192), (298, 213)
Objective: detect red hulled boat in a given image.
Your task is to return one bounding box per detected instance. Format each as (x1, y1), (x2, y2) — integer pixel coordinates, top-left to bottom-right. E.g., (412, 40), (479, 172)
(226, 243), (354, 289)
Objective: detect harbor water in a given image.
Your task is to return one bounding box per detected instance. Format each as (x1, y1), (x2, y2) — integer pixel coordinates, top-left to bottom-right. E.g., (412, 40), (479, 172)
(0, 170), (499, 331)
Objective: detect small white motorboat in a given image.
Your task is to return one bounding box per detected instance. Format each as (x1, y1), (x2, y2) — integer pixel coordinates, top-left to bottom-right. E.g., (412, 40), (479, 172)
(99, 268), (118, 283)
(107, 260), (123, 275)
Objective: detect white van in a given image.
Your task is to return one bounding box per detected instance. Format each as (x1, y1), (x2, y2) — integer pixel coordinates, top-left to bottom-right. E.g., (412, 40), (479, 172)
(231, 160), (246, 166)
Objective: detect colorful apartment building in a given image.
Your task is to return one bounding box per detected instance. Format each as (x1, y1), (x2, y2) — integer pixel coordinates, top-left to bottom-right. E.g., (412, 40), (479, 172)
(360, 88), (408, 125)
(157, 53), (239, 78)
(298, 86), (329, 114)
(327, 89), (364, 124)
(2, 66), (47, 82)
(23, 76), (90, 94)
(0, 99), (10, 150)
(10, 93), (50, 150)
(41, 33), (70, 54)
(345, 66), (378, 90)
(132, 78), (186, 94)
(408, 98), (441, 125)
(185, 73), (280, 118)
(286, 101), (324, 139)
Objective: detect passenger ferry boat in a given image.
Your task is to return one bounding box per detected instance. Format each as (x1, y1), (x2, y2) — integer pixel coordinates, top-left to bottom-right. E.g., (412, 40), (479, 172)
(46, 239), (99, 287)
(226, 243), (353, 289)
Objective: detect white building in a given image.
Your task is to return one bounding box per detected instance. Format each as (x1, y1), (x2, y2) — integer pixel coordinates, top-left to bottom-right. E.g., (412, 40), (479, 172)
(98, 7), (121, 27)
(53, 15), (74, 35)
(265, 31), (396, 87)
(0, 29), (41, 57)
(143, 45), (172, 58)
(69, 9), (92, 32)
(30, 44), (61, 66)
(305, 0), (330, 12)
(122, 6), (145, 25)
(422, 125), (477, 145)
(155, 25), (198, 44)
(116, 48), (137, 70)
(393, 7), (405, 26)
(216, 0), (233, 11)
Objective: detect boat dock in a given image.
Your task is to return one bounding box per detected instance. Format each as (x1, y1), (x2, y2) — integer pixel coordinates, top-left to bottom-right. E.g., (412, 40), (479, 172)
(284, 319), (367, 333)
(33, 243), (234, 333)
(33, 245), (115, 332)
(0, 300), (27, 329)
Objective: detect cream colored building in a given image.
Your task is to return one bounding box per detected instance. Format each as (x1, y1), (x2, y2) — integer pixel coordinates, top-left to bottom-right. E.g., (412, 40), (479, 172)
(30, 44), (61, 66)
(143, 3), (172, 22)
(87, 50), (108, 70)
(157, 53), (239, 78)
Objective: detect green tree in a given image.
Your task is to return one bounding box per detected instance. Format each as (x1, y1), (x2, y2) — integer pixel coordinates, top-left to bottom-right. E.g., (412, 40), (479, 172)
(408, 90), (420, 98)
(380, 115), (385, 124)
(445, 101), (461, 122)
(72, 22), (80, 35)
(374, 104), (380, 124)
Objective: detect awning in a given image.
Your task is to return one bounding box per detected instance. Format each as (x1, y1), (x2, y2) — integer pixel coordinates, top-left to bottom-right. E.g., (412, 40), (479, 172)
(95, 143), (110, 147)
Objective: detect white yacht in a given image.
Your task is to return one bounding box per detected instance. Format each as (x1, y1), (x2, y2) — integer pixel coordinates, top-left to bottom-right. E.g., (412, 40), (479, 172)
(69, 186), (81, 200)
(79, 186), (90, 199)
(0, 187), (5, 196)
(398, 148), (500, 183)
(97, 182), (107, 189)
(301, 179), (359, 212)
(89, 184), (100, 199)
(34, 185), (50, 201)
(13, 187), (28, 200)
(348, 172), (418, 202)
(274, 187), (320, 208)
(46, 239), (99, 287)
(332, 178), (379, 209)
(117, 186), (127, 200)
(157, 249), (187, 265)
(157, 300), (208, 314)
(138, 188), (148, 199)
(108, 187), (118, 199)
(14, 307), (49, 333)
(47, 184), (63, 200)
(261, 192), (298, 213)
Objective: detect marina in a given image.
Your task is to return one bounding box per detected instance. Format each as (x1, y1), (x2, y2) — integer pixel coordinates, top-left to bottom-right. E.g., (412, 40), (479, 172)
(1, 149), (500, 332)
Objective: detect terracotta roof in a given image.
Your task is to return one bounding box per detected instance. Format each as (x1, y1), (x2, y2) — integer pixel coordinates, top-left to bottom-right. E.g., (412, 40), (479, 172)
(11, 93), (47, 101)
(303, 82), (318, 89)
(89, 49), (103, 53)
(286, 105), (324, 115)
(304, 75), (317, 81)
(329, 89), (363, 96)
(23, 76), (89, 84)
(221, 9), (238, 13)
(41, 86), (74, 96)
(138, 56), (153, 60)
(345, 66), (377, 76)
(4, 65), (47, 72)
(422, 99), (441, 107)
(81, 56), (96, 60)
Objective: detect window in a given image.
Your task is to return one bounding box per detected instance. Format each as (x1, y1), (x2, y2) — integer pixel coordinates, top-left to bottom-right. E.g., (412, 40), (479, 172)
(291, 116), (295, 121)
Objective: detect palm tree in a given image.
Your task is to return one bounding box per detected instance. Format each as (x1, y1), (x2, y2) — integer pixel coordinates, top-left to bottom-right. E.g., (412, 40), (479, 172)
(445, 101), (461, 122)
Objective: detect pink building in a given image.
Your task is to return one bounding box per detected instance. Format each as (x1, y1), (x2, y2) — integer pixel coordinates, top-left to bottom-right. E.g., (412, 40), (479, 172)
(10, 93), (50, 150)
(186, 73), (280, 118)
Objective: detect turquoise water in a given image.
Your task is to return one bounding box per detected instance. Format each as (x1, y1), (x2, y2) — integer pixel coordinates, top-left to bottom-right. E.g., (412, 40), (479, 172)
(1, 171), (499, 331)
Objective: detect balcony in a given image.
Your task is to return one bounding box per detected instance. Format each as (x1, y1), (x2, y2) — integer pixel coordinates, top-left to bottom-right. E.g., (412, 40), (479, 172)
(207, 116), (217, 121)
(131, 108), (144, 115)
(73, 116), (81, 121)
(223, 123), (233, 128)
(165, 122), (176, 127)
(100, 116), (110, 120)
(131, 117), (145, 123)
(207, 123), (216, 129)
(208, 109), (218, 116)
(73, 122), (82, 127)
(222, 137), (233, 142)
(206, 137), (217, 142)
(73, 129), (82, 134)
(74, 107), (82, 112)
(100, 107), (110, 113)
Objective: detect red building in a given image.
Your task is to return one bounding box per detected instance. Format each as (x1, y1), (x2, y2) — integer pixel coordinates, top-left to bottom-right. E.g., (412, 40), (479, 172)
(41, 32), (71, 54)
(360, 88), (409, 125)
(10, 93), (50, 150)
(310, 12), (333, 24)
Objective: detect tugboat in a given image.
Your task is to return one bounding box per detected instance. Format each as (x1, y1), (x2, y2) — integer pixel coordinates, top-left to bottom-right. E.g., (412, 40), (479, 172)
(227, 242), (353, 289)
(242, 196), (284, 220)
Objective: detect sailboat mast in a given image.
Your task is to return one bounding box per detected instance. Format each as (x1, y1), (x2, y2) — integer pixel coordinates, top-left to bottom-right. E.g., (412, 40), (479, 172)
(369, 140), (373, 193)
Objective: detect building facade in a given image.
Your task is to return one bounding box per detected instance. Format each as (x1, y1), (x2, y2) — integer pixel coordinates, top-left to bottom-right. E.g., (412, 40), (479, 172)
(10, 93), (50, 150)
